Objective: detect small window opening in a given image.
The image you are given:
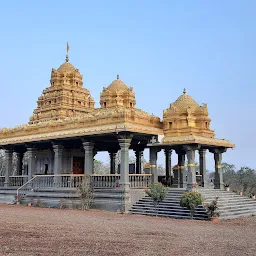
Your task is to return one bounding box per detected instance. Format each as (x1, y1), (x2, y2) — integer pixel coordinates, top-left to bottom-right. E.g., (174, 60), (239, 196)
(130, 102), (132, 107)
(169, 122), (173, 129)
(76, 82), (78, 85)
(104, 102), (107, 108)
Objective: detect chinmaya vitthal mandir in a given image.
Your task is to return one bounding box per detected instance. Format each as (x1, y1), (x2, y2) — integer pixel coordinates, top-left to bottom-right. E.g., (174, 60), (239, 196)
(1, 45), (242, 219)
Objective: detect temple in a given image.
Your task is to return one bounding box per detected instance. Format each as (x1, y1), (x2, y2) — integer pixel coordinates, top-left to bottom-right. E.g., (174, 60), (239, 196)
(0, 46), (234, 212)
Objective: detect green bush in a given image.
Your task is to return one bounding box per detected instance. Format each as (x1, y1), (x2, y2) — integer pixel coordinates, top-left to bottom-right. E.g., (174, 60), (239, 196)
(145, 183), (168, 216)
(180, 191), (204, 218)
(205, 197), (220, 218)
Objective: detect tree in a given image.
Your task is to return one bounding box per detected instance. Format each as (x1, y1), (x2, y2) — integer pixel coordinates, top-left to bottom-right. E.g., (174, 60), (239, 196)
(93, 160), (109, 174)
(145, 183), (168, 216)
(223, 163), (256, 196)
(180, 191), (204, 219)
(157, 164), (165, 175)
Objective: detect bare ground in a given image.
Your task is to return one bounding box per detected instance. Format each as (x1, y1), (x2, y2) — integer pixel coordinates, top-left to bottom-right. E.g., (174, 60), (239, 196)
(0, 204), (255, 256)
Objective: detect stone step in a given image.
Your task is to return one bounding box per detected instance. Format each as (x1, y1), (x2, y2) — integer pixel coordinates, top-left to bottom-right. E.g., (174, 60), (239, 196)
(131, 189), (256, 220)
(131, 208), (209, 219)
(132, 204), (207, 213)
(136, 199), (256, 211)
(219, 208), (256, 217)
(219, 211), (256, 220)
(131, 211), (209, 221)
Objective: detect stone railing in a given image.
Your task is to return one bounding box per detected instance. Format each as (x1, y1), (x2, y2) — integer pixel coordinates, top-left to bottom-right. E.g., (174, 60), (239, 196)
(2, 173), (153, 190)
(90, 174), (119, 188)
(9, 176), (28, 187)
(31, 174), (85, 189)
(129, 174), (152, 188)
(15, 173), (153, 198)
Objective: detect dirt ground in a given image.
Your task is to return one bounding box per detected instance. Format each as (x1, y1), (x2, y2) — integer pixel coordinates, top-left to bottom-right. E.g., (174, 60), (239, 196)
(0, 204), (255, 256)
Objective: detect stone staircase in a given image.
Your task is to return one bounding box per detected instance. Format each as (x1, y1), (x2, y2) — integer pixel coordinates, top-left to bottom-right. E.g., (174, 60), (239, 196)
(130, 188), (209, 220)
(130, 188), (256, 220)
(199, 188), (256, 219)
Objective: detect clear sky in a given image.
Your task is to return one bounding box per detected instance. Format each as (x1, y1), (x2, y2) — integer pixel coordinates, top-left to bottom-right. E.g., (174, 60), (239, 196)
(0, 1), (255, 170)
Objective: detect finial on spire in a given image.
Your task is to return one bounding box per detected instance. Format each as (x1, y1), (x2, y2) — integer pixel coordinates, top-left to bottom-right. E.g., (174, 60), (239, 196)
(183, 88), (186, 94)
(117, 74), (119, 80)
(66, 42), (70, 62)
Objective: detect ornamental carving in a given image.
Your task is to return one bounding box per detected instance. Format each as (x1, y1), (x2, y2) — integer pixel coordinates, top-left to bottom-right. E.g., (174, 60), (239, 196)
(29, 58), (95, 125)
(163, 89), (215, 139)
(100, 75), (136, 108)
(0, 52), (234, 150)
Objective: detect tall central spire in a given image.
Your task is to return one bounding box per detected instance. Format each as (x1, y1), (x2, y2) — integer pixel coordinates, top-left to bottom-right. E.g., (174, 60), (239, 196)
(66, 42), (70, 62)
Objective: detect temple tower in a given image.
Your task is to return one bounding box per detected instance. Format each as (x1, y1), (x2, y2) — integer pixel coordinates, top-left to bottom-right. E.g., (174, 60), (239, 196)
(29, 45), (95, 124)
(163, 89), (214, 138)
(100, 75), (136, 108)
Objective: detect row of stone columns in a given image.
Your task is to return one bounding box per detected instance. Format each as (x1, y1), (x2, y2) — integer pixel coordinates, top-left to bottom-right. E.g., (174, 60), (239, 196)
(155, 146), (226, 190)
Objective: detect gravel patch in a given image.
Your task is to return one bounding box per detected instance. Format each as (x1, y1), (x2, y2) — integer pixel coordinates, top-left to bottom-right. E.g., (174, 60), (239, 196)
(0, 204), (255, 256)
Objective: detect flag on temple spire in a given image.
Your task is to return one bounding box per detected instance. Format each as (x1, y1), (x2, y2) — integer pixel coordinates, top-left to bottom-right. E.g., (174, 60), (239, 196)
(66, 42), (70, 62)
(67, 42), (70, 53)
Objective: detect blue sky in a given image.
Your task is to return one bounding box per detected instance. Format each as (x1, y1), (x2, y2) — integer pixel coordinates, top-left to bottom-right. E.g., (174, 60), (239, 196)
(0, 1), (255, 170)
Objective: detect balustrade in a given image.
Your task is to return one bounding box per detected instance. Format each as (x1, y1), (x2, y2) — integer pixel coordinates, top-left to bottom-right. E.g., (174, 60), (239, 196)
(90, 174), (120, 188)
(129, 174), (152, 188)
(7, 174), (153, 192)
(9, 176), (28, 187)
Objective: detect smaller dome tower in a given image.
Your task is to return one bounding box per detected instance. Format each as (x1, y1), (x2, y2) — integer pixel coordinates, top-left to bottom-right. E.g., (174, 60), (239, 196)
(100, 75), (136, 108)
(163, 89), (214, 138)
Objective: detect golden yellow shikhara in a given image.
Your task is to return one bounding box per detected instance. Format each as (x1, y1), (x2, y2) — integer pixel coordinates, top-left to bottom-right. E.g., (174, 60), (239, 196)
(162, 89), (233, 148)
(0, 50), (234, 149)
(100, 75), (136, 108)
(0, 55), (163, 145)
(163, 88), (214, 138)
(29, 59), (95, 124)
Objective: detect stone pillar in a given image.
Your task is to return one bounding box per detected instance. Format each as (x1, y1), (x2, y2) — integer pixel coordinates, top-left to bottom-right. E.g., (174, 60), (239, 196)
(118, 138), (131, 188)
(210, 148), (227, 190)
(118, 137), (132, 213)
(16, 152), (24, 176)
(27, 148), (37, 180)
(53, 145), (64, 175)
(149, 147), (159, 183)
(109, 152), (117, 174)
(135, 150), (143, 174)
(165, 149), (172, 185)
(178, 153), (186, 188)
(82, 142), (94, 174)
(199, 149), (207, 188)
(4, 150), (13, 187)
(93, 150), (97, 174)
(183, 145), (200, 190)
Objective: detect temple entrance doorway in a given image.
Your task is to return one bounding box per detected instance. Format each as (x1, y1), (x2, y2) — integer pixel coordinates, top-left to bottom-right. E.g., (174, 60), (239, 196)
(72, 156), (84, 174)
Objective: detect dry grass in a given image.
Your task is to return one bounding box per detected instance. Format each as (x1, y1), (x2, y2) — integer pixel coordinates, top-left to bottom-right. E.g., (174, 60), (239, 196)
(0, 204), (255, 256)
